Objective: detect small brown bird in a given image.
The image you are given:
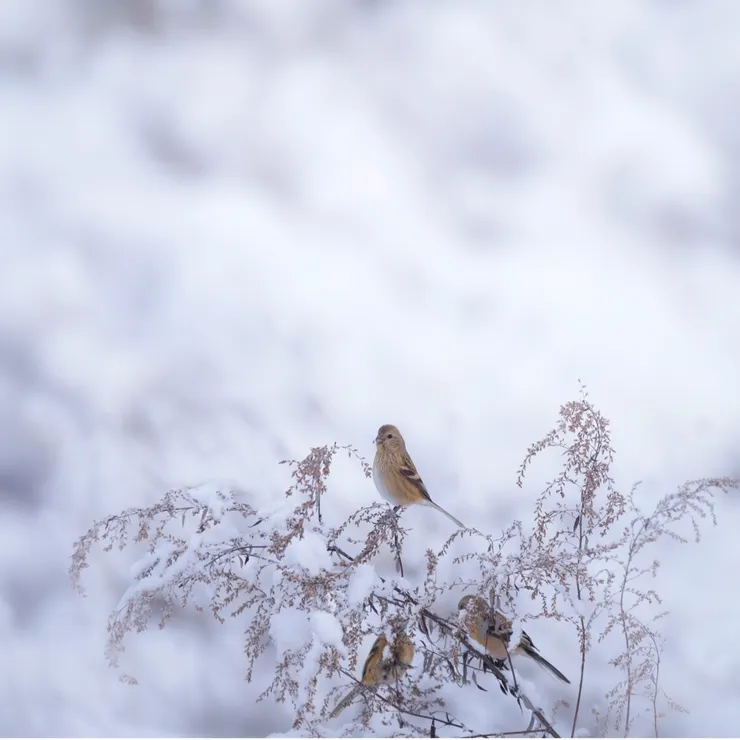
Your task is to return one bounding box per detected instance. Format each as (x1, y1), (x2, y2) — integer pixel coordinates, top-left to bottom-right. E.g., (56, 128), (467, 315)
(330, 631), (415, 718)
(373, 424), (466, 528)
(458, 595), (570, 684)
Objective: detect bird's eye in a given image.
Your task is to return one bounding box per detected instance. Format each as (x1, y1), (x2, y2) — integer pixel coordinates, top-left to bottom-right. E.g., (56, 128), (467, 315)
(386, 433), (393, 439)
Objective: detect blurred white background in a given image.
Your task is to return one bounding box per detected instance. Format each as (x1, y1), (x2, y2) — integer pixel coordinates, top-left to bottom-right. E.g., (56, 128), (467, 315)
(1, 0), (740, 736)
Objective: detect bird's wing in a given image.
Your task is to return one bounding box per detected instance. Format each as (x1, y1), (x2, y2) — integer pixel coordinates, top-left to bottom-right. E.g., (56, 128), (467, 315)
(486, 612), (513, 642)
(361, 634), (388, 686)
(399, 453), (433, 502)
(392, 635), (415, 667)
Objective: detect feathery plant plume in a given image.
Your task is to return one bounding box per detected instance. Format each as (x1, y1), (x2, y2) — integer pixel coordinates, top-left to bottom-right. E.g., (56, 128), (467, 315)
(70, 388), (739, 736)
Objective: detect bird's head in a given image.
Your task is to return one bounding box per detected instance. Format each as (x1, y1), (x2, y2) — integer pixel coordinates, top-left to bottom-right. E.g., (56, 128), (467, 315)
(374, 424), (405, 452)
(457, 594), (488, 613)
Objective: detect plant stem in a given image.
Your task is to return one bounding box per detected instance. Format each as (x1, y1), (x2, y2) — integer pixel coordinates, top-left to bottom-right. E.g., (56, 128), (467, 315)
(570, 615), (586, 738)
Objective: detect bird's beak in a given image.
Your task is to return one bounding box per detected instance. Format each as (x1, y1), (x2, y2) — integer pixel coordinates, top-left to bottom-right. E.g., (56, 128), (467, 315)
(373, 436), (380, 445)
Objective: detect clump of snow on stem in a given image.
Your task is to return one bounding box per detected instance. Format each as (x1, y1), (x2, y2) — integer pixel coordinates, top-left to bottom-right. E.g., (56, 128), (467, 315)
(269, 608), (311, 657)
(281, 531), (334, 576)
(309, 611), (345, 651)
(347, 563), (379, 606)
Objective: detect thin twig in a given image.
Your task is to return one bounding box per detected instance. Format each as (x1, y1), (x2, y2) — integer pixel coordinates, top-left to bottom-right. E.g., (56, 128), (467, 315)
(569, 617), (587, 739)
(465, 730), (552, 738)
(570, 441), (601, 738)
(178, 543), (270, 588)
(337, 668), (466, 730)
(328, 543), (560, 738)
(650, 632), (662, 738)
(392, 508), (405, 578)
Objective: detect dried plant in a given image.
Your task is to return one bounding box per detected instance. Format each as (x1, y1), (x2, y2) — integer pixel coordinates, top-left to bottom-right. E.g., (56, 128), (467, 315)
(70, 392), (739, 737)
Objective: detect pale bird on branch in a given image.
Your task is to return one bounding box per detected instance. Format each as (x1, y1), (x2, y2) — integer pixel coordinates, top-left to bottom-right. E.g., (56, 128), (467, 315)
(458, 594), (570, 684)
(373, 424), (466, 529)
(330, 632), (415, 718)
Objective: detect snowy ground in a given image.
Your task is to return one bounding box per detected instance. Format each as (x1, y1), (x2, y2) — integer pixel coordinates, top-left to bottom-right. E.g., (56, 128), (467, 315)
(2, 1), (740, 736)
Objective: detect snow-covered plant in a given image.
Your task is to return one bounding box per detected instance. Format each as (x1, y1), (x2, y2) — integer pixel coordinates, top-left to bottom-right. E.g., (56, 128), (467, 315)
(70, 389), (739, 737)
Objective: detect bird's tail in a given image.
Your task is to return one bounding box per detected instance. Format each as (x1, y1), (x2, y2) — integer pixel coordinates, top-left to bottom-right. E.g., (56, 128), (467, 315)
(426, 500), (466, 529)
(515, 632), (570, 684)
(329, 685), (362, 718)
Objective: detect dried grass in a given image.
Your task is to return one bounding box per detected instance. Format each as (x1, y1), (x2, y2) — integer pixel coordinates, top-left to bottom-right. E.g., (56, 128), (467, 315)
(70, 389), (739, 736)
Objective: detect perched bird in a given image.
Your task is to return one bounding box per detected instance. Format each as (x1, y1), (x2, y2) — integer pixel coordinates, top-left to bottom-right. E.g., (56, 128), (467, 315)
(373, 424), (466, 529)
(458, 595), (570, 684)
(330, 632), (415, 718)
(382, 631), (415, 683)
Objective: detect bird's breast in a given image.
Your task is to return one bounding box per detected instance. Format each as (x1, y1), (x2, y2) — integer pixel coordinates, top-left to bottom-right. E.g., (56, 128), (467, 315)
(372, 456), (397, 504)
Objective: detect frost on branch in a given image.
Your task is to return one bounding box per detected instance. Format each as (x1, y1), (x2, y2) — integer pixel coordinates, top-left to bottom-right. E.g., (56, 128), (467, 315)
(70, 395), (739, 737)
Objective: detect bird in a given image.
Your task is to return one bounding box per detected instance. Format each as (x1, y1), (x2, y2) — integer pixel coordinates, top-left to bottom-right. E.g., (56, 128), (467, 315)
(457, 595), (570, 684)
(373, 424), (466, 529)
(330, 631), (415, 718)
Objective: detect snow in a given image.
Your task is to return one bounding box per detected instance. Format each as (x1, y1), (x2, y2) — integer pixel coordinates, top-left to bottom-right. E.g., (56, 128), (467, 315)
(270, 608), (312, 658)
(184, 479), (233, 522)
(1, 0), (740, 736)
(309, 611), (345, 651)
(347, 564), (379, 607)
(282, 531), (334, 576)
(128, 549), (162, 582)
